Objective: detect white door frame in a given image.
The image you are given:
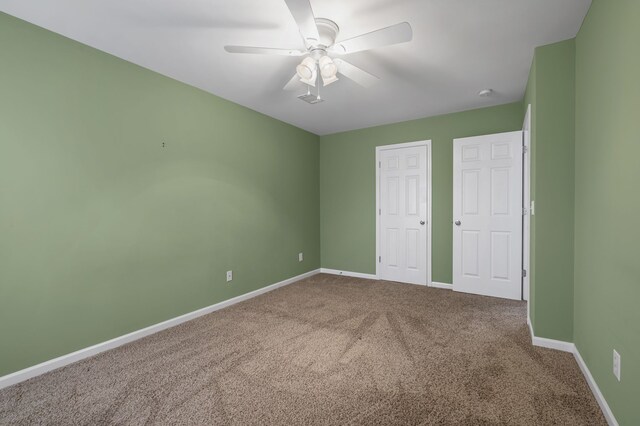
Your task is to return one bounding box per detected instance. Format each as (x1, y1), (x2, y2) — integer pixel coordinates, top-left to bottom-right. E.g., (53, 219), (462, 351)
(375, 140), (432, 286)
(522, 105), (532, 305)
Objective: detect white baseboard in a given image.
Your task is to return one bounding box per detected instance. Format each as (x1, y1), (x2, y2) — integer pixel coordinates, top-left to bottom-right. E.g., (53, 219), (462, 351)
(430, 281), (452, 289)
(531, 335), (575, 353)
(532, 337), (575, 353)
(527, 315), (618, 425)
(573, 347), (618, 426)
(527, 315), (574, 353)
(0, 268), (320, 390)
(320, 268), (377, 280)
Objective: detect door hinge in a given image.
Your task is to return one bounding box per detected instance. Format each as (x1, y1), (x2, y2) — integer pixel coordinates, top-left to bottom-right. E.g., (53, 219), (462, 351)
(379, 208), (381, 215)
(378, 161), (381, 168)
(379, 256), (381, 263)
(522, 269), (527, 278)
(523, 145), (528, 154)
(522, 207), (528, 216)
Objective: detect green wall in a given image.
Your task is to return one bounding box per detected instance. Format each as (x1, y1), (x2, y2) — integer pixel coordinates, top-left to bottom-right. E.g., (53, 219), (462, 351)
(523, 39), (576, 342)
(0, 12), (320, 377)
(4, 4), (639, 422)
(320, 103), (523, 282)
(574, 1), (640, 423)
(523, 2), (640, 422)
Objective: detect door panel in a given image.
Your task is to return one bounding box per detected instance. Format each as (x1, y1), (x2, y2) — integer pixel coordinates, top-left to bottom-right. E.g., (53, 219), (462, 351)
(387, 176), (399, 215)
(462, 169), (480, 215)
(462, 230), (480, 277)
(490, 231), (511, 280)
(453, 131), (523, 300)
(387, 228), (399, 267)
(378, 145), (428, 285)
(491, 168), (511, 215)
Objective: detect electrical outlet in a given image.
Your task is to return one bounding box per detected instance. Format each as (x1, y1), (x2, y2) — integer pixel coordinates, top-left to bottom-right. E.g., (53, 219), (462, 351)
(613, 349), (621, 381)
(298, 252), (303, 262)
(530, 200), (535, 215)
(226, 270), (233, 282)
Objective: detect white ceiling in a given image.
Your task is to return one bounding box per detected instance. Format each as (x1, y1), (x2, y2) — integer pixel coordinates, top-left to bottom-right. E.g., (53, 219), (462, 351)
(0, 0), (591, 135)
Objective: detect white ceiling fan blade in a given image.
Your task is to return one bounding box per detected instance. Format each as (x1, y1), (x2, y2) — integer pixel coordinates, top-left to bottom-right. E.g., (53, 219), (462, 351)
(284, 0), (320, 45)
(334, 59), (379, 88)
(283, 74), (302, 91)
(329, 22), (413, 54)
(224, 46), (305, 56)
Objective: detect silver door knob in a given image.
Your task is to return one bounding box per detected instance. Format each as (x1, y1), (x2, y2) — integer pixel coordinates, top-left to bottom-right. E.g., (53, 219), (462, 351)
(454, 220), (461, 226)
(420, 220), (425, 225)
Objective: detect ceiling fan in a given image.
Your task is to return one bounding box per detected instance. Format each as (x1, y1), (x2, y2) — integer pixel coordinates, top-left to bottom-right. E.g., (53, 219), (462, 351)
(224, 0), (413, 103)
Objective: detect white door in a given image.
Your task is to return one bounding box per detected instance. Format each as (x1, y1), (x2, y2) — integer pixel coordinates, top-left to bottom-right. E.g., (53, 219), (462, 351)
(453, 131), (523, 300)
(377, 143), (429, 285)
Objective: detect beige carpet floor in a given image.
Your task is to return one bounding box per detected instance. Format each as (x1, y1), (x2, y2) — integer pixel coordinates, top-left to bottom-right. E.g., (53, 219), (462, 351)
(0, 274), (605, 425)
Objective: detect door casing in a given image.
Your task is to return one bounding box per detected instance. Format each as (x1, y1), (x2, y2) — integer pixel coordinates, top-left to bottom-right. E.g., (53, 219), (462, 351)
(522, 105), (532, 303)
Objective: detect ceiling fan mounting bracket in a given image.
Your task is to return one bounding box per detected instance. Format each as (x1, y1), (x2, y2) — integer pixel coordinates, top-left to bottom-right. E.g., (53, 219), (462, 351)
(310, 18), (339, 49)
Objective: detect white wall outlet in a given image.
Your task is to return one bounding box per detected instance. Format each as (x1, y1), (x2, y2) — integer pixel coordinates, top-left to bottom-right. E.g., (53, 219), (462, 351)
(530, 200), (535, 215)
(226, 270), (233, 282)
(298, 252), (303, 262)
(613, 349), (621, 381)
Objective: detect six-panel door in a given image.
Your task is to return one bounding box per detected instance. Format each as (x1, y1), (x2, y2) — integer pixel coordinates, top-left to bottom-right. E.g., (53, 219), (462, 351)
(378, 145), (428, 285)
(453, 132), (523, 300)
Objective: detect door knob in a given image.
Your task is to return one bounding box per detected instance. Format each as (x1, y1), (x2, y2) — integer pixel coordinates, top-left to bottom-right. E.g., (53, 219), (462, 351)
(420, 220), (425, 225)
(454, 220), (461, 226)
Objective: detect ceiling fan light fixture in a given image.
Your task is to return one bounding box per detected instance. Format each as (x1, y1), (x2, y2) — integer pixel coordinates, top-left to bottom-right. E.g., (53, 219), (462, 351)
(318, 55), (338, 79)
(296, 57), (317, 80)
